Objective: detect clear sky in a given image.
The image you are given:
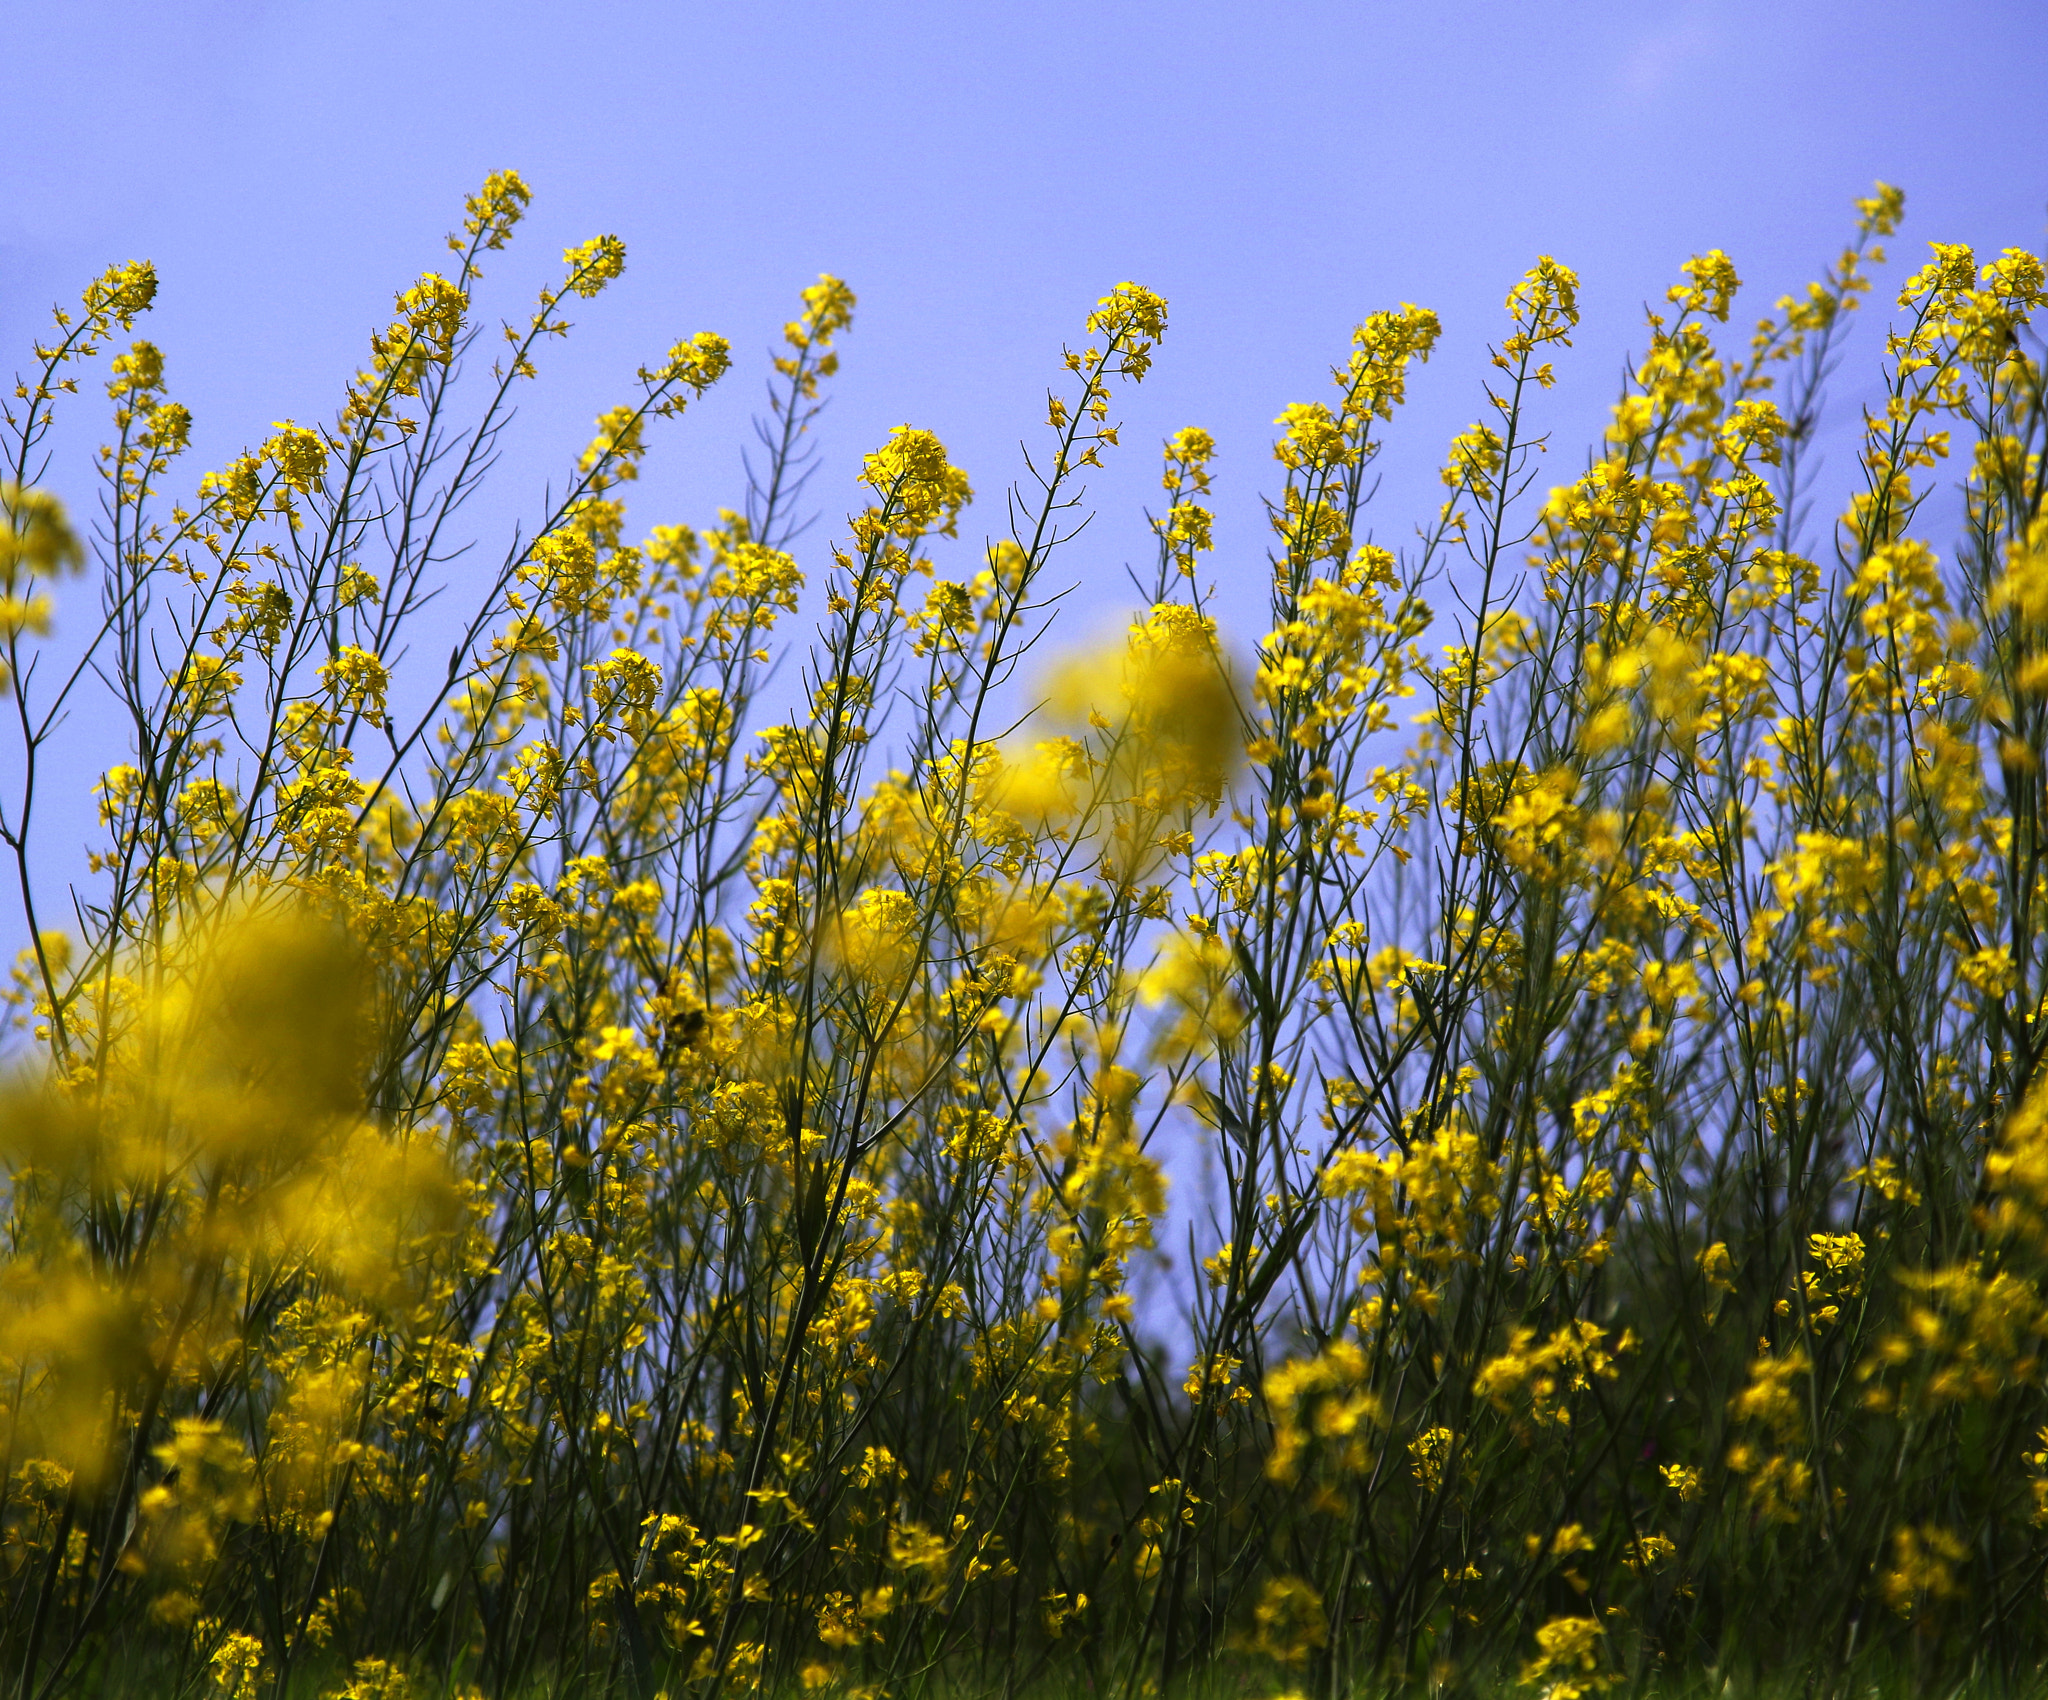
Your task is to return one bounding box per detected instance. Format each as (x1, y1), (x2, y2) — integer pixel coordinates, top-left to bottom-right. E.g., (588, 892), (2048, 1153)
(4, 0), (2047, 859)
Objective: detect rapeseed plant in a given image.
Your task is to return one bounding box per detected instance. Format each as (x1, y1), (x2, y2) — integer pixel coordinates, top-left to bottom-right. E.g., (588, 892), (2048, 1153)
(0, 173), (2045, 1700)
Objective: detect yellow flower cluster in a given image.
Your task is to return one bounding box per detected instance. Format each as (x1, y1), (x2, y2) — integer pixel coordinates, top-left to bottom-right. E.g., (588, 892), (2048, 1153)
(4, 173), (2048, 1700)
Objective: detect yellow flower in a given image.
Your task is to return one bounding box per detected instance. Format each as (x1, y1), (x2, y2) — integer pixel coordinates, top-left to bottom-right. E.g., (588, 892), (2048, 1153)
(319, 645), (391, 721)
(1518, 1614), (1612, 1700)
(1668, 248), (1742, 322)
(857, 425), (972, 543)
(460, 168), (531, 249)
(0, 483), (86, 589)
(1880, 1524), (1967, 1618)
(1660, 1462), (1704, 1502)
(561, 233), (627, 297)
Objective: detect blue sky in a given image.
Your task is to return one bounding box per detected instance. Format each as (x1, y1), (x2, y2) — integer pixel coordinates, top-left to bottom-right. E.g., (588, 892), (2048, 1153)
(4, 0), (2047, 865)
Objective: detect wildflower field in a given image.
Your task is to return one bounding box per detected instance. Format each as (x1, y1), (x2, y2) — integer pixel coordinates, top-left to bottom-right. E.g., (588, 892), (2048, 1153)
(3, 172), (2048, 1700)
